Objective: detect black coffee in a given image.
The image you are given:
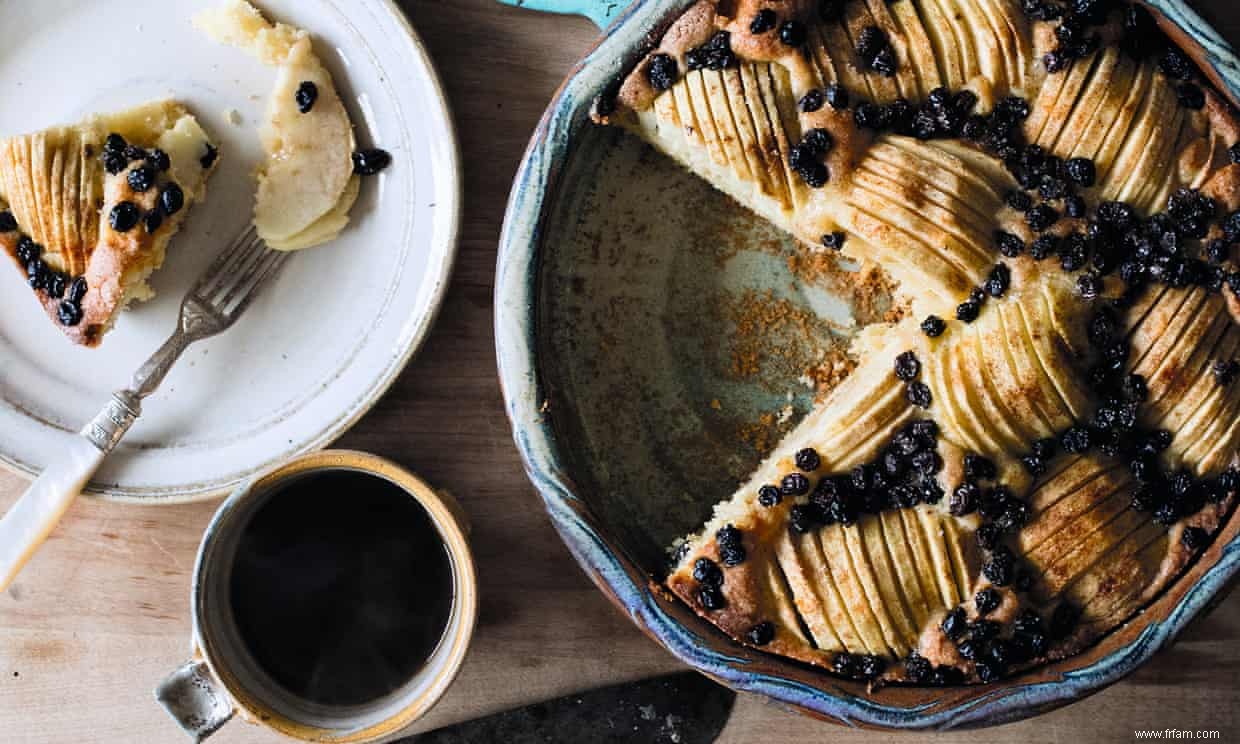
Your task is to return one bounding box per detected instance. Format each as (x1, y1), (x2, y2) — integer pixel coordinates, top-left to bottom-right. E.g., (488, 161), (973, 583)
(229, 469), (454, 707)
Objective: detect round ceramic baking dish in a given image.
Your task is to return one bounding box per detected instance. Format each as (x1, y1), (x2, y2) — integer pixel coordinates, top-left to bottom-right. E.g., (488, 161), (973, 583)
(496, 0), (1240, 729)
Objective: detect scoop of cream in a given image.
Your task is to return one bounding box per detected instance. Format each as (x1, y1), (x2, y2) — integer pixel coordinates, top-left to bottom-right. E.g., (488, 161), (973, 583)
(194, 0), (359, 251)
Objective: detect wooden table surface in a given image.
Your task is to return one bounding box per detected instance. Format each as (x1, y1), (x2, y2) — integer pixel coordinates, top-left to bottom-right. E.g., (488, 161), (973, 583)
(3, 1), (1240, 742)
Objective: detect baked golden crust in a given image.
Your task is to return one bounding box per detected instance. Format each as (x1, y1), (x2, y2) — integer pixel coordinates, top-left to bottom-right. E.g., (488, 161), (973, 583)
(0, 101), (217, 346)
(601, 0), (1240, 685)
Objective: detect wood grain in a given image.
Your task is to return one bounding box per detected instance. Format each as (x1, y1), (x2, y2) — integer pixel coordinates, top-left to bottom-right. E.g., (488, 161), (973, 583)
(2, 1), (1240, 742)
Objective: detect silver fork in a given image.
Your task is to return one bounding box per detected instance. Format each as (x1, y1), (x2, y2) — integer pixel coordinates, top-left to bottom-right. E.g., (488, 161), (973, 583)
(0, 226), (287, 591)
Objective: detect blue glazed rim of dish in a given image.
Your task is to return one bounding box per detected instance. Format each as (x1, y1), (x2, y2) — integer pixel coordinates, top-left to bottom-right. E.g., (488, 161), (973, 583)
(495, 0), (1240, 729)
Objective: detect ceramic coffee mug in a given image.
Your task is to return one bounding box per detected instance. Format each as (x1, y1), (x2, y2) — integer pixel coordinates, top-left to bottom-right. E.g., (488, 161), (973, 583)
(155, 450), (477, 743)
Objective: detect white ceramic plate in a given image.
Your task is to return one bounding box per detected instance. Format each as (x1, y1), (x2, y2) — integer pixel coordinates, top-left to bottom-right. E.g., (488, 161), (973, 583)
(0, 0), (459, 502)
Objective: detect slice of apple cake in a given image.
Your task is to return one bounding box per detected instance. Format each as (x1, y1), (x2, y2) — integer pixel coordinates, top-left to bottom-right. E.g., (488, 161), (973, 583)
(0, 101), (218, 346)
(595, 0), (1240, 684)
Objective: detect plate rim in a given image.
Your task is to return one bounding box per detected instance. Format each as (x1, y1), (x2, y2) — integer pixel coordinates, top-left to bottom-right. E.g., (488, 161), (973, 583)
(0, 0), (463, 504)
(495, 0), (1240, 730)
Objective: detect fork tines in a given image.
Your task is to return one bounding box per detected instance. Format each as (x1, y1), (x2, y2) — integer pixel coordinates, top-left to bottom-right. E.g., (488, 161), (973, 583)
(192, 225), (289, 319)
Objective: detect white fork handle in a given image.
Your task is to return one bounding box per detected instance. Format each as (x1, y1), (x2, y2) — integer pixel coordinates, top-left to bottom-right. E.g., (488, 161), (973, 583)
(0, 391), (142, 593)
(0, 437), (106, 592)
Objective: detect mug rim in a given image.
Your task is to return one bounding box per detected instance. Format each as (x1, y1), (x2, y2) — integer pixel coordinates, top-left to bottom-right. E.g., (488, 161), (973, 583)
(189, 449), (479, 743)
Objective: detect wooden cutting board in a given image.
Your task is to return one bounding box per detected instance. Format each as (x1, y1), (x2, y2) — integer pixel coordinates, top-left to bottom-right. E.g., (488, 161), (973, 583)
(3, 2), (1240, 742)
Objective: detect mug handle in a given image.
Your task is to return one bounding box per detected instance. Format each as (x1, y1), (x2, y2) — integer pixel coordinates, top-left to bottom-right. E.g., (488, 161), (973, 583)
(494, 0), (634, 29)
(155, 658), (237, 742)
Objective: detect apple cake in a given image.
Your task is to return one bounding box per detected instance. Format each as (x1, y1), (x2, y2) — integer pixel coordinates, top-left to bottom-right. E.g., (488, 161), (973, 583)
(195, 0), (390, 252)
(0, 101), (218, 346)
(594, 0), (1240, 684)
